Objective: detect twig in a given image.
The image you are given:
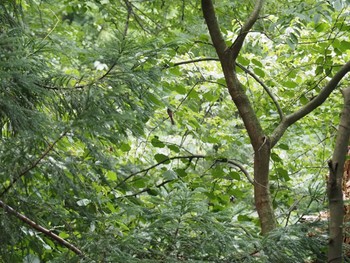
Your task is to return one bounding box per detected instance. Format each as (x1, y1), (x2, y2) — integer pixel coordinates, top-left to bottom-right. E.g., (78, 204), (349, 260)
(117, 155), (206, 187)
(0, 131), (68, 197)
(118, 179), (173, 198)
(236, 63), (284, 120)
(216, 158), (254, 184)
(166, 56), (283, 120)
(0, 199), (84, 257)
(168, 57), (219, 67)
(118, 155), (254, 186)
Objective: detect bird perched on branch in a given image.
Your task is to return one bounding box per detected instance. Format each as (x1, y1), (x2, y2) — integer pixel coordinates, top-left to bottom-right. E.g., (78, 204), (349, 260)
(167, 108), (175, 125)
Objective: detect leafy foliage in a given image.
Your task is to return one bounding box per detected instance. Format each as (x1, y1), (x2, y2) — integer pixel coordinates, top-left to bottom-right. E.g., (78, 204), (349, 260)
(1, 0), (350, 262)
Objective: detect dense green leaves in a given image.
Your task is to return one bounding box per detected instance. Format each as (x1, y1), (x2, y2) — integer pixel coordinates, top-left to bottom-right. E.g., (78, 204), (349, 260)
(1, 0), (349, 262)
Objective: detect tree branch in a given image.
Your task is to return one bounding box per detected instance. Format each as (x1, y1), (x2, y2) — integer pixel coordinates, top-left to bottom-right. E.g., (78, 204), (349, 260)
(230, 0), (264, 60)
(271, 60), (350, 147)
(117, 155), (206, 187)
(169, 57), (219, 67)
(0, 131), (68, 197)
(117, 155), (253, 187)
(216, 158), (254, 184)
(236, 63), (284, 120)
(118, 179), (173, 198)
(0, 199), (84, 257)
(166, 57), (284, 121)
(201, 0), (227, 57)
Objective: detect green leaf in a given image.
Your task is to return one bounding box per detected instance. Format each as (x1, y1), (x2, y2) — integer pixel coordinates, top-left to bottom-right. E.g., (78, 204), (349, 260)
(59, 232), (70, 239)
(106, 171), (117, 181)
(271, 152), (282, 163)
(299, 95), (308, 105)
(228, 171), (240, 180)
(151, 136), (165, 148)
(120, 143), (131, 152)
(203, 91), (217, 102)
(163, 170), (177, 180)
(283, 80), (298, 89)
(237, 56), (250, 66)
(278, 143), (289, 150)
(147, 188), (159, 196)
(237, 214), (251, 222)
(133, 179), (146, 188)
(167, 144), (180, 153)
(285, 38), (295, 49)
(175, 85), (187, 95)
(154, 153), (169, 163)
(147, 93), (163, 106)
(253, 67), (265, 78)
(175, 168), (187, 177)
(315, 65), (323, 75)
(276, 167), (290, 181)
(289, 33), (298, 44)
(251, 58), (263, 67)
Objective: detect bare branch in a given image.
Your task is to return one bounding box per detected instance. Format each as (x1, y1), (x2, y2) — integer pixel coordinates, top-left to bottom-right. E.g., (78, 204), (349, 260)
(271, 60), (350, 147)
(117, 155), (253, 187)
(236, 62), (284, 120)
(117, 155), (206, 187)
(169, 57), (219, 67)
(0, 199), (84, 257)
(0, 131), (68, 197)
(216, 158), (254, 184)
(201, 0), (227, 57)
(118, 179), (173, 198)
(230, 0), (264, 60)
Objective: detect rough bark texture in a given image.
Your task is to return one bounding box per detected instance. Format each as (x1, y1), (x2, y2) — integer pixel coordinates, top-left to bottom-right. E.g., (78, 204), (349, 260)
(328, 87), (350, 263)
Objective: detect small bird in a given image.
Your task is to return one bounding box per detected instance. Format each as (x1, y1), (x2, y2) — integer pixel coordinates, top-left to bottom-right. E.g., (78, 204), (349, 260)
(167, 108), (175, 125)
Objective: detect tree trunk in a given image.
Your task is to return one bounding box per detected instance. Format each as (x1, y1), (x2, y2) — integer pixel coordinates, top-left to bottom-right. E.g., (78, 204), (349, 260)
(254, 137), (276, 234)
(342, 148), (350, 256)
(328, 87), (350, 263)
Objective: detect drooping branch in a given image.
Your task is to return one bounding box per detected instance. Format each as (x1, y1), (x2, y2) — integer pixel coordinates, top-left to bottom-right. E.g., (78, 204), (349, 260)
(167, 56), (283, 121)
(0, 131), (67, 197)
(0, 199), (84, 257)
(230, 0), (264, 60)
(271, 60), (350, 147)
(216, 158), (254, 184)
(201, 0), (227, 57)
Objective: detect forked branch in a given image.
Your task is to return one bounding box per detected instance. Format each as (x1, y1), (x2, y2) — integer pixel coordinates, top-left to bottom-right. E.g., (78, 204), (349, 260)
(230, 0), (264, 60)
(271, 60), (350, 147)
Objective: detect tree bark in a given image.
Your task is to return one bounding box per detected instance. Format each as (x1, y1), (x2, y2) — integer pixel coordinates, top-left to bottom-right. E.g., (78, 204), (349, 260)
(254, 137), (276, 234)
(328, 87), (350, 263)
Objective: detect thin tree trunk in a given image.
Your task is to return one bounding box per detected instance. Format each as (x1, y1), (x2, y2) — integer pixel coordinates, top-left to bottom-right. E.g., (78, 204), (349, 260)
(254, 137), (276, 234)
(328, 87), (350, 263)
